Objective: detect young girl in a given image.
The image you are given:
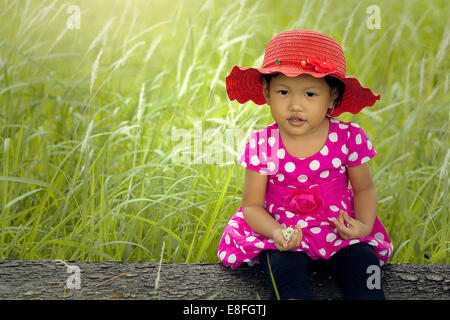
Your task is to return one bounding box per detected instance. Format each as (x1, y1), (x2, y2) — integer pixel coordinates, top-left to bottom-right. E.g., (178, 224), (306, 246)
(217, 30), (393, 300)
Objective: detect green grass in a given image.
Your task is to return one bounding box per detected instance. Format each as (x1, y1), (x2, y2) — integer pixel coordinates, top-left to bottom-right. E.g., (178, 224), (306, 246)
(0, 0), (448, 264)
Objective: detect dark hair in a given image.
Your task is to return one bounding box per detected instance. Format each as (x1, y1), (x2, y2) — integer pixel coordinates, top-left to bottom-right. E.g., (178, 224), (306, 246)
(261, 73), (345, 111)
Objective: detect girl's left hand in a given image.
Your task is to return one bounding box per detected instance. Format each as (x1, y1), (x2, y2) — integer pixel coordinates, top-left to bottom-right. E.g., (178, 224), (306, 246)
(332, 210), (372, 240)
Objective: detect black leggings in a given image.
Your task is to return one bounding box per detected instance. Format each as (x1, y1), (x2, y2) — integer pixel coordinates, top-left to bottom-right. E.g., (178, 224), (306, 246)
(259, 242), (385, 300)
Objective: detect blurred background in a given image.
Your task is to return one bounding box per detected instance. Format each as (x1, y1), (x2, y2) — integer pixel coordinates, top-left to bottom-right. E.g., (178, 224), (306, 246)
(0, 0), (448, 263)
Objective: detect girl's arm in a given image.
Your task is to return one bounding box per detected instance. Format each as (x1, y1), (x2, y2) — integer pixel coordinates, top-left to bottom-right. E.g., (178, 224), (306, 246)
(242, 168), (280, 238)
(333, 163), (377, 239)
(242, 168), (301, 249)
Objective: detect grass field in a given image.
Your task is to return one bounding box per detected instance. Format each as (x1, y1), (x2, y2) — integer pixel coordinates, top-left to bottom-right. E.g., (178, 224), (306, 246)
(0, 0), (448, 264)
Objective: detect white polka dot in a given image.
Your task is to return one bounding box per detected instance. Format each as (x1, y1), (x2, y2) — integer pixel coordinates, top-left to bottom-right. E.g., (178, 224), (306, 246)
(355, 134), (362, 145)
(268, 136), (276, 147)
(277, 148), (285, 159)
(326, 233), (337, 242)
(297, 175), (308, 183)
(285, 211), (295, 218)
(219, 251), (226, 260)
(250, 155), (260, 166)
(284, 162), (295, 172)
(225, 234), (230, 245)
(228, 220), (239, 228)
(341, 201), (347, 209)
(329, 132), (338, 142)
(332, 158), (342, 168)
(369, 239), (378, 246)
(274, 214), (280, 221)
(267, 161), (276, 172)
(339, 124), (349, 129)
(334, 239), (342, 246)
(258, 138), (265, 145)
(374, 232), (385, 241)
(319, 248), (326, 256)
(310, 227), (321, 234)
(367, 140), (373, 150)
(254, 242), (265, 249)
(329, 205), (339, 212)
(320, 170), (329, 178)
(309, 160), (320, 171)
(250, 138), (256, 148)
(298, 220), (308, 228)
(361, 156), (371, 164)
(349, 239), (360, 245)
(339, 166), (346, 173)
(348, 152), (358, 162)
(341, 144), (348, 155)
(227, 254), (236, 263)
(269, 204), (274, 213)
(276, 173), (284, 182)
(350, 122), (360, 128)
(246, 236), (256, 242)
(320, 145), (329, 156)
(379, 250), (387, 256)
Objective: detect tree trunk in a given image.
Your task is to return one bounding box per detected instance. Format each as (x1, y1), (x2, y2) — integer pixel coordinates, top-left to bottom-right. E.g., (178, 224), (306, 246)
(0, 260), (448, 300)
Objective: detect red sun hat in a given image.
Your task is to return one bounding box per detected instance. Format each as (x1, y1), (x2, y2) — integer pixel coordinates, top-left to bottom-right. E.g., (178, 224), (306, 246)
(226, 29), (380, 117)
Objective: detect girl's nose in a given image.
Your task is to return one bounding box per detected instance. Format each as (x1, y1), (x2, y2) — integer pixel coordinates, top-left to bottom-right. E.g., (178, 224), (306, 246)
(289, 95), (304, 111)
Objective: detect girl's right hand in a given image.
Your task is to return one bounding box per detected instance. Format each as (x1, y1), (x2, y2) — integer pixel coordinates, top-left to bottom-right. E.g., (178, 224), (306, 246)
(272, 225), (303, 251)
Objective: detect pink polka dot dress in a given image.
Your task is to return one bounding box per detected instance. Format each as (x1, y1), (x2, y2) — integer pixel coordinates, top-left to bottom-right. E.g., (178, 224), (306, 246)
(217, 118), (393, 268)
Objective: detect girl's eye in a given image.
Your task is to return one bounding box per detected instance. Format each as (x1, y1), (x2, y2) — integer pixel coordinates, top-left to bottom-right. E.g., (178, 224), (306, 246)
(306, 92), (316, 97)
(277, 90), (288, 95)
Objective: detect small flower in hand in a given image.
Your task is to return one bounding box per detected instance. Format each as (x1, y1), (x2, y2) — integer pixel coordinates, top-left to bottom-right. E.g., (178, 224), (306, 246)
(272, 225), (302, 251)
(282, 226), (295, 242)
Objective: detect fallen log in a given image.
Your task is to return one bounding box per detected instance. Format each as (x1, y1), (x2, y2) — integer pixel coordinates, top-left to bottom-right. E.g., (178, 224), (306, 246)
(0, 260), (448, 300)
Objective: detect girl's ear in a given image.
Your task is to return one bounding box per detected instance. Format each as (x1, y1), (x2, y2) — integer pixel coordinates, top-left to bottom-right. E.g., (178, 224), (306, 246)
(328, 87), (339, 109)
(262, 78), (270, 105)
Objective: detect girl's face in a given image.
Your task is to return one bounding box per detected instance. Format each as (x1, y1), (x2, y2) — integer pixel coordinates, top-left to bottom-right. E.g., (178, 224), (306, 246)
(263, 74), (337, 140)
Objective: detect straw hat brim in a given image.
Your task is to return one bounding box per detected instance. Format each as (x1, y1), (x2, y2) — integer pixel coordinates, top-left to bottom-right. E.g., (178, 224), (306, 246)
(226, 65), (380, 117)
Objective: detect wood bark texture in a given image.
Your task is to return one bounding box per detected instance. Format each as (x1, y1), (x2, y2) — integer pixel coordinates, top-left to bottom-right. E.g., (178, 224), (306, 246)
(0, 260), (448, 300)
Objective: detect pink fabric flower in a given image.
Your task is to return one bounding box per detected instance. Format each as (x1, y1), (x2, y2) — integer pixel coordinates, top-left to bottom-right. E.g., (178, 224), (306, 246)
(306, 56), (337, 73)
(286, 187), (322, 216)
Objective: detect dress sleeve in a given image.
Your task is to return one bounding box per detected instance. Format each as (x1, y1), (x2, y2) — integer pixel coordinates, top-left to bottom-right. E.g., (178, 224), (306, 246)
(345, 122), (376, 167)
(237, 130), (269, 174)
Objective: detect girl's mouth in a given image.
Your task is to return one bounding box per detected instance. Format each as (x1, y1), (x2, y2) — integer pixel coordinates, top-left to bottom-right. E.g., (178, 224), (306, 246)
(288, 117), (306, 127)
